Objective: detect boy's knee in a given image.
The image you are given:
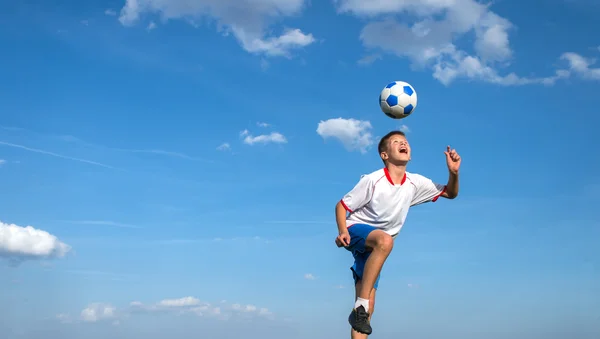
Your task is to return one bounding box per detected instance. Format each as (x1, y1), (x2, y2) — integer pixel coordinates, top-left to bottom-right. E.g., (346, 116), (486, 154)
(369, 231), (393, 252)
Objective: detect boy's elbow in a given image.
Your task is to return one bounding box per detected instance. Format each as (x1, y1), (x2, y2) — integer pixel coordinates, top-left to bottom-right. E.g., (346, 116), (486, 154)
(445, 191), (458, 199)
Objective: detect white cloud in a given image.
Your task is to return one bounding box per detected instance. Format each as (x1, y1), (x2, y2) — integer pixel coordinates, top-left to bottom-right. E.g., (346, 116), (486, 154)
(336, 0), (570, 85)
(130, 297), (210, 314)
(0, 221), (71, 262)
(240, 129), (287, 145)
(232, 303), (256, 312)
(216, 142), (231, 151)
(61, 296), (273, 324)
(340, 0), (511, 63)
(158, 296), (201, 307)
(336, 0), (452, 17)
(304, 273), (316, 280)
(237, 28), (316, 57)
(316, 118), (373, 153)
(431, 49), (569, 86)
(147, 21), (157, 31)
(117, 0), (316, 57)
(56, 313), (72, 324)
(0, 159), (5, 166)
(561, 52), (600, 80)
(357, 54), (381, 65)
(257, 122), (270, 127)
(399, 124), (410, 133)
(81, 303), (117, 323)
(105, 9), (117, 16)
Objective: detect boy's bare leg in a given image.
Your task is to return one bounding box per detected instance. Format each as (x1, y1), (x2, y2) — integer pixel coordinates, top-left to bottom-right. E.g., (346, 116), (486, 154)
(349, 230), (393, 335)
(351, 281), (376, 339)
(358, 230), (393, 300)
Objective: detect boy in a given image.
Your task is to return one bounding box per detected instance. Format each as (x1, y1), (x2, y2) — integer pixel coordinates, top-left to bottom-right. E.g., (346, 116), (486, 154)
(335, 130), (461, 337)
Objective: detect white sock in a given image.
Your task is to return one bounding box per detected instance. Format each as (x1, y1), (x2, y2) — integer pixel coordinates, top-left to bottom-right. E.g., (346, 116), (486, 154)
(354, 297), (369, 313)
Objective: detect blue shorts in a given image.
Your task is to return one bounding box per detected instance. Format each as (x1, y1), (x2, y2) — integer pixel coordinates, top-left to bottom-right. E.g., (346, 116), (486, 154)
(345, 223), (381, 289)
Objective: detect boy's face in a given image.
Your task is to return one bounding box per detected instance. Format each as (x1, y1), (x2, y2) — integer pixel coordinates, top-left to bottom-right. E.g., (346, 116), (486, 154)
(381, 134), (411, 164)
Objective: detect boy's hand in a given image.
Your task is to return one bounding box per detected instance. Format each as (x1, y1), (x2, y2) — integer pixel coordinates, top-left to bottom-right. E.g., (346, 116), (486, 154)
(444, 145), (461, 174)
(335, 231), (351, 247)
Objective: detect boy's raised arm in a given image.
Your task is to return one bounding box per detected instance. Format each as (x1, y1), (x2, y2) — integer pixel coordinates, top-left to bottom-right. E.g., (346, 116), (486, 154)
(441, 145), (461, 199)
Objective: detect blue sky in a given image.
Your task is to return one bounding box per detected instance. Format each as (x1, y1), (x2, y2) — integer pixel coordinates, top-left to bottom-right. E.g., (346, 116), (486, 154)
(1, 0), (599, 338)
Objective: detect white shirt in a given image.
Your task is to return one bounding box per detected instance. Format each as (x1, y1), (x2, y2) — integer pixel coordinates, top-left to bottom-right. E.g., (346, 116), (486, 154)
(340, 168), (446, 237)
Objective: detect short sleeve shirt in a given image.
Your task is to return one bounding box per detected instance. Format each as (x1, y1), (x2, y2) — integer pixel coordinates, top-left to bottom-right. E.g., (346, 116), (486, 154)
(340, 168), (446, 237)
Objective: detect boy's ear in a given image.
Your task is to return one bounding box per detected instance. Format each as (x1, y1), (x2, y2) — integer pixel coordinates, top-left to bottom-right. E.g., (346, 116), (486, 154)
(380, 151), (388, 161)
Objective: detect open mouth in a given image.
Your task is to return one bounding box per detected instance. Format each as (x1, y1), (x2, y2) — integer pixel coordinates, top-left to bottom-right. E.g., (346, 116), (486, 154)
(399, 148), (408, 154)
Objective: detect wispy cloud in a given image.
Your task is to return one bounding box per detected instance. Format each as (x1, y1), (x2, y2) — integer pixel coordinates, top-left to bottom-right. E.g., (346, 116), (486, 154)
(357, 54), (381, 66)
(561, 52), (600, 80)
(256, 122), (270, 127)
(399, 124), (410, 133)
(0, 141), (118, 169)
(58, 296), (273, 324)
(57, 135), (213, 162)
(240, 129), (287, 145)
(2, 126), (214, 163)
(216, 143), (231, 151)
(0, 126), (25, 132)
(56, 313), (72, 324)
(0, 159), (5, 166)
(60, 220), (142, 229)
(104, 9), (117, 16)
(304, 273), (316, 280)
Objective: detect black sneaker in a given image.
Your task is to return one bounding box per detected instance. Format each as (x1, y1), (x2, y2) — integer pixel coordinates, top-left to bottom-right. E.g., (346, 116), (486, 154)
(348, 305), (372, 335)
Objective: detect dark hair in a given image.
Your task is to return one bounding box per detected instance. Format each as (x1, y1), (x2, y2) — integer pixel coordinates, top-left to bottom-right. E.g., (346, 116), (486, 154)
(378, 130), (406, 155)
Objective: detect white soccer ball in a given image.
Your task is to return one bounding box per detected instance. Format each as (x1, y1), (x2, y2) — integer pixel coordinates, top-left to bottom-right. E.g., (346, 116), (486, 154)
(379, 81), (418, 119)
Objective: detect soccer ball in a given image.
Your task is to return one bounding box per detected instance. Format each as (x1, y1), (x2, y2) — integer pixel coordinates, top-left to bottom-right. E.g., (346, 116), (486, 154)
(379, 81), (418, 119)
